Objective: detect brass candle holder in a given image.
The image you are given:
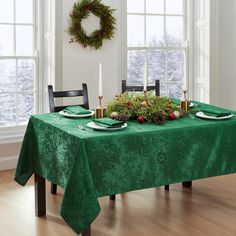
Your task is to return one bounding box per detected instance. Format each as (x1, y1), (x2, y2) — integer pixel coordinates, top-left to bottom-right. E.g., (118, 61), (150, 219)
(180, 90), (189, 111)
(144, 90), (147, 99)
(141, 90), (149, 106)
(95, 96), (106, 118)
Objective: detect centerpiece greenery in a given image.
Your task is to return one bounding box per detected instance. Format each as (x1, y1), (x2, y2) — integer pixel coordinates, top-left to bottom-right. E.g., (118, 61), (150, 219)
(106, 92), (183, 125)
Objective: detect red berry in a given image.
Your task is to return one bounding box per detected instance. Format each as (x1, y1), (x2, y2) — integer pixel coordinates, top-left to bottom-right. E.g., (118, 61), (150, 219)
(137, 116), (145, 123)
(169, 113), (175, 120)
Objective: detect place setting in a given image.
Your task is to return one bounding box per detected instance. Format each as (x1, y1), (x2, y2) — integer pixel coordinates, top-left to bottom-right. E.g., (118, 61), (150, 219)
(192, 110), (234, 120)
(171, 91), (234, 121)
(58, 64), (129, 132)
(87, 118), (127, 131)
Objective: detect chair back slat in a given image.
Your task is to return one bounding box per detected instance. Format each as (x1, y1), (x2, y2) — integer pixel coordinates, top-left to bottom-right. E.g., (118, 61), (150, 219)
(53, 90), (84, 98)
(122, 80), (160, 96)
(82, 83), (89, 110)
(48, 84), (89, 113)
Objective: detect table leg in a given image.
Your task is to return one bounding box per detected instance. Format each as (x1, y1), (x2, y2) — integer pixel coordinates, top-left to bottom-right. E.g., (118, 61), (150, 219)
(35, 173), (46, 216)
(182, 181), (192, 188)
(109, 195), (116, 201)
(82, 226), (91, 236)
(50, 183), (57, 195)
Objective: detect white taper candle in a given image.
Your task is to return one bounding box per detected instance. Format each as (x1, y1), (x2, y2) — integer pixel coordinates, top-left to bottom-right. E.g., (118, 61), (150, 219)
(143, 61), (148, 91)
(99, 63), (102, 96)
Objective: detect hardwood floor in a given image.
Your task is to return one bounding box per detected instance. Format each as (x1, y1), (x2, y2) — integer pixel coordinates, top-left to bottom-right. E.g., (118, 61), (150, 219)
(1, 170), (236, 236)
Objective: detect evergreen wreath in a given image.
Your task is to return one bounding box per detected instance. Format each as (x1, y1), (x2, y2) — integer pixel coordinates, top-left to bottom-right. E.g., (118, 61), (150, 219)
(68, 0), (116, 49)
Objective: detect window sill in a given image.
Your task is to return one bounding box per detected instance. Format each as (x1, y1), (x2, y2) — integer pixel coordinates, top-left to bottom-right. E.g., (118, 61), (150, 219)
(0, 125), (26, 144)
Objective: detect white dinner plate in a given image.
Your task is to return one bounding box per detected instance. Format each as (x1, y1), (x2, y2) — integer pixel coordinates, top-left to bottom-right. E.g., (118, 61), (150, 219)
(59, 110), (95, 118)
(196, 111), (234, 120)
(87, 121), (128, 131)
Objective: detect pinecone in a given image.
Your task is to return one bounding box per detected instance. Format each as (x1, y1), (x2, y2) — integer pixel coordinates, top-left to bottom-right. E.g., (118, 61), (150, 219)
(114, 114), (129, 122)
(153, 112), (166, 125)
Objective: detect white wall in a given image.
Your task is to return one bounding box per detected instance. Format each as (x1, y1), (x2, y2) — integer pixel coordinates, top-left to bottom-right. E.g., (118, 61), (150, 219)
(217, 0), (236, 110)
(61, 0), (122, 109)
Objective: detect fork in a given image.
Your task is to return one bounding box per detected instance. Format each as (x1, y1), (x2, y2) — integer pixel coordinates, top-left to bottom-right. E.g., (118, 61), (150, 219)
(78, 124), (88, 131)
(189, 113), (203, 121)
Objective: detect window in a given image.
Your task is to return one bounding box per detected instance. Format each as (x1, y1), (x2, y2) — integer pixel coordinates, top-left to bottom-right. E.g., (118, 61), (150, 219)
(126, 0), (188, 98)
(0, 0), (38, 127)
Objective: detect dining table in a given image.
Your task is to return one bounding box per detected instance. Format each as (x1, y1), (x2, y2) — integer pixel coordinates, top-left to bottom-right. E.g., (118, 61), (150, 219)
(14, 101), (236, 236)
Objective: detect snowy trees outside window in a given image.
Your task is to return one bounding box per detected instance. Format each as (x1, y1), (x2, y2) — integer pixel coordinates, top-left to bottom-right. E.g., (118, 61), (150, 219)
(127, 0), (186, 98)
(0, 0), (35, 127)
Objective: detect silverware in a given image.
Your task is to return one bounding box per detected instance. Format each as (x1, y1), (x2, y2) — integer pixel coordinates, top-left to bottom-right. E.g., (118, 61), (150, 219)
(78, 124), (88, 131)
(191, 103), (200, 107)
(189, 113), (203, 121)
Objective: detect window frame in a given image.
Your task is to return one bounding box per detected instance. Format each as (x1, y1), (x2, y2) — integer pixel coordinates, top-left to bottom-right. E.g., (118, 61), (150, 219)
(0, 0), (45, 144)
(121, 0), (191, 97)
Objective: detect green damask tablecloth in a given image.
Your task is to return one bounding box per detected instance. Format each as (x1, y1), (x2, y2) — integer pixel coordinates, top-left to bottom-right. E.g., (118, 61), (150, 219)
(15, 101), (236, 234)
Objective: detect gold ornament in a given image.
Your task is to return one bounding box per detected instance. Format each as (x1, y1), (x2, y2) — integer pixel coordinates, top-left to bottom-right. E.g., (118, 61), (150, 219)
(173, 110), (181, 119)
(110, 111), (119, 119)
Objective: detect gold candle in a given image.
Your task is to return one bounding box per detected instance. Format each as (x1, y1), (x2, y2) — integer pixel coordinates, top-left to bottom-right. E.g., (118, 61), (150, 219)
(95, 96), (106, 118)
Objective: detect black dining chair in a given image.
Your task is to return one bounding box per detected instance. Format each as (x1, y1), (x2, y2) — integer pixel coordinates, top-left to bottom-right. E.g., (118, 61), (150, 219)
(48, 84), (89, 113)
(122, 80), (160, 96)
(48, 84), (89, 194)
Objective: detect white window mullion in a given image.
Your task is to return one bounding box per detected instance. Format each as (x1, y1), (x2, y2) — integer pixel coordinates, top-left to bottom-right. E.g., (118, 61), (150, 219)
(128, 13), (184, 17)
(144, 0), (147, 46)
(166, 51), (169, 95)
(13, 0), (18, 126)
(0, 23), (34, 26)
(193, 0), (210, 103)
(33, 0), (39, 114)
(16, 58), (19, 125)
(34, 51), (39, 114)
(164, 0), (168, 93)
(0, 56), (36, 60)
(128, 46), (185, 51)
(183, 0), (189, 95)
(144, 0), (148, 85)
(164, 0), (167, 47)
(13, 0), (16, 55)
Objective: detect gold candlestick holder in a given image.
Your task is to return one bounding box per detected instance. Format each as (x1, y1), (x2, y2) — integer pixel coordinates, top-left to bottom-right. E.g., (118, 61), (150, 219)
(180, 90), (189, 111)
(144, 90), (147, 99)
(142, 90), (149, 106)
(95, 96), (106, 118)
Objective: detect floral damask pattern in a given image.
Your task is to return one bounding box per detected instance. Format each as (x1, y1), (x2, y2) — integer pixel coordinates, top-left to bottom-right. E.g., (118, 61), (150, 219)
(15, 102), (236, 234)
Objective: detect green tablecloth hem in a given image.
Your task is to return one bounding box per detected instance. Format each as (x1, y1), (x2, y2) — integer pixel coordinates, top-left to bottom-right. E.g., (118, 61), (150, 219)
(98, 171), (236, 197)
(14, 171), (34, 186)
(61, 206), (101, 235)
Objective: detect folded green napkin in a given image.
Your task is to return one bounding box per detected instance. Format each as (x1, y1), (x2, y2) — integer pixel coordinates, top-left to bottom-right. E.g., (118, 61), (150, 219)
(93, 118), (125, 128)
(170, 98), (180, 105)
(200, 110), (232, 117)
(63, 106), (91, 115)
